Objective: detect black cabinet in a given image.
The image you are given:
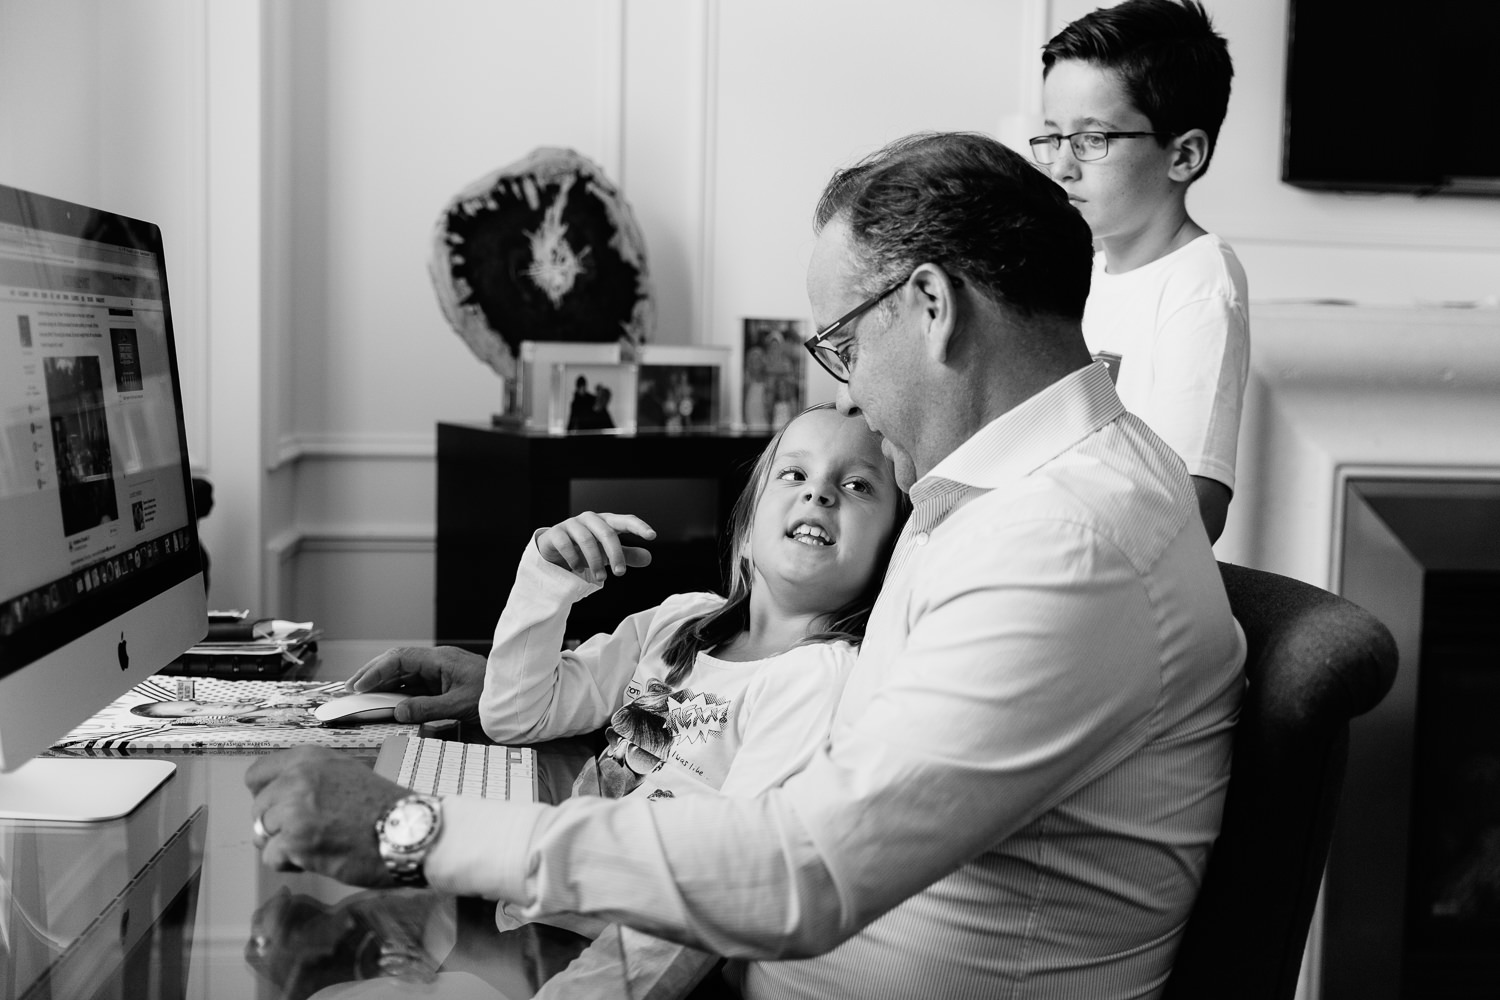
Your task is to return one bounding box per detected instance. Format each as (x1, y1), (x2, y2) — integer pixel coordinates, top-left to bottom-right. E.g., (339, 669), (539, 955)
(435, 424), (774, 648)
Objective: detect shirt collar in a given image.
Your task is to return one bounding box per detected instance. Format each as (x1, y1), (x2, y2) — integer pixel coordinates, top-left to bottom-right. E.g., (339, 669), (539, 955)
(917, 361), (1124, 493)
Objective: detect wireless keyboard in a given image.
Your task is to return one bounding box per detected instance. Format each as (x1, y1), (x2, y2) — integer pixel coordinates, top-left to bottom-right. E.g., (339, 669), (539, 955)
(373, 734), (537, 803)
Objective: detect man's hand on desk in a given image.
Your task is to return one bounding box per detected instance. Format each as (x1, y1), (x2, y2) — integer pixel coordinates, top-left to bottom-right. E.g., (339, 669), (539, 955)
(347, 645), (486, 725)
(246, 746), (408, 886)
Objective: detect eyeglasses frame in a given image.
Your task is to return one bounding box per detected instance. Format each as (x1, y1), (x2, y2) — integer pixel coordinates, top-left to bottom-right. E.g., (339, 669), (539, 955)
(802, 276), (908, 384)
(1026, 130), (1171, 164)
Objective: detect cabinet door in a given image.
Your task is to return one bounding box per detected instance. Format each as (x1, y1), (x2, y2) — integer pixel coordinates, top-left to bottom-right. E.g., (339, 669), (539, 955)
(436, 426), (771, 647)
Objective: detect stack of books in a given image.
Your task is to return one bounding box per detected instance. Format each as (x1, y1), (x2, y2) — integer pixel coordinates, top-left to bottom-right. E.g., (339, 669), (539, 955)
(160, 613), (322, 679)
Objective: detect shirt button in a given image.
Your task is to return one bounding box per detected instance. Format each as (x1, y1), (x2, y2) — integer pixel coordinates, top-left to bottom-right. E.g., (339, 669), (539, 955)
(914, 532), (929, 546)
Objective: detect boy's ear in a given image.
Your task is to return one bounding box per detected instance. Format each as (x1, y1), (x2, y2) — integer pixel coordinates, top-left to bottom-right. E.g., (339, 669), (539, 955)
(910, 263), (960, 364)
(1169, 128), (1211, 183)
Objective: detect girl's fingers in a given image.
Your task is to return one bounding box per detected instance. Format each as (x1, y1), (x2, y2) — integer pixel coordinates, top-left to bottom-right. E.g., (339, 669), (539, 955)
(597, 512), (657, 542)
(563, 519), (611, 579)
(541, 512), (657, 580)
(576, 511), (649, 576)
(592, 513), (656, 574)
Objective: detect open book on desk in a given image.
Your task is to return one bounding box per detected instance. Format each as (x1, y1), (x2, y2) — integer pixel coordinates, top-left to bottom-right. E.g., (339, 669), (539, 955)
(49, 676), (417, 753)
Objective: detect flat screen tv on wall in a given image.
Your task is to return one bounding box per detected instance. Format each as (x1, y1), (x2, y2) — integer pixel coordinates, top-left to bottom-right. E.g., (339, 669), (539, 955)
(1283, 0), (1500, 196)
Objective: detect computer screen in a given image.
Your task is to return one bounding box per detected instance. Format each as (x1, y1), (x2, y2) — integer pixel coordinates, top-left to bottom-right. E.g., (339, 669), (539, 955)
(0, 183), (206, 819)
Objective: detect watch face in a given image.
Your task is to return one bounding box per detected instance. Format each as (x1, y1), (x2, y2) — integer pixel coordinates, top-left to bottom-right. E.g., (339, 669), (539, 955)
(384, 799), (437, 851)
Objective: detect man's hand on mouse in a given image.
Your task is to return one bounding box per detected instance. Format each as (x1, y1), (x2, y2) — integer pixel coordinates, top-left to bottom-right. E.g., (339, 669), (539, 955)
(537, 511), (655, 584)
(246, 746), (407, 886)
(345, 646), (485, 726)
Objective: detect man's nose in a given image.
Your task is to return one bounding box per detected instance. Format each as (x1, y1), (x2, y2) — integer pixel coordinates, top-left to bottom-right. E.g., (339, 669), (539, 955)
(835, 385), (858, 416)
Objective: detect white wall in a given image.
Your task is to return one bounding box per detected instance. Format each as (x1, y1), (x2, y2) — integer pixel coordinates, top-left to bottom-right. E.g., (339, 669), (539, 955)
(261, 0), (1035, 638)
(1173, 1), (1500, 305)
(0, 0), (266, 614)
(5, 0), (1498, 641)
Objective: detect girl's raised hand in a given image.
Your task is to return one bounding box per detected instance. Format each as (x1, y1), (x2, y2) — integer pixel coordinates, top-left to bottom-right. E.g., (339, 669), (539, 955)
(536, 511), (657, 583)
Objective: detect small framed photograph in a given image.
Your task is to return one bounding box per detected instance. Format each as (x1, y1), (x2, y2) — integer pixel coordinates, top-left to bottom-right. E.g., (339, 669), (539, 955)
(520, 340), (632, 431)
(636, 345), (729, 432)
(741, 318), (807, 431)
(549, 362), (638, 435)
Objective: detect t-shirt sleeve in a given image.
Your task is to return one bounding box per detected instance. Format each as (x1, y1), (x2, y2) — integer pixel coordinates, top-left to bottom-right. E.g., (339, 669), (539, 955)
(1140, 292), (1249, 491)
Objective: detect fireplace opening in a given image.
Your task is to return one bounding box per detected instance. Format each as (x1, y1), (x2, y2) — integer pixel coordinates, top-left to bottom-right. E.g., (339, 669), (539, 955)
(1325, 478), (1500, 1000)
(1403, 571), (1500, 997)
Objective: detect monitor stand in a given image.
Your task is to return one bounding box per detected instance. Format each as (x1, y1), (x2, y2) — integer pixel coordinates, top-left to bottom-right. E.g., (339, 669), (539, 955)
(0, 758), (175, 822)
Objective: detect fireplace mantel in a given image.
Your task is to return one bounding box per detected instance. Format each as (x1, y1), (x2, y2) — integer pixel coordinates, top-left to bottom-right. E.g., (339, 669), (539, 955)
(1218, 303), (1500, 591)
(1217, 303), (1500, 1000)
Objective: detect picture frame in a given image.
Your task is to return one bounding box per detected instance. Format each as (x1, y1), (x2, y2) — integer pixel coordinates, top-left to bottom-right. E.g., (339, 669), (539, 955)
(635, 345), (729, 432)
(741, 318), (807, 431)
(548, 361), (638, 435)
(519, 340), (634, 431)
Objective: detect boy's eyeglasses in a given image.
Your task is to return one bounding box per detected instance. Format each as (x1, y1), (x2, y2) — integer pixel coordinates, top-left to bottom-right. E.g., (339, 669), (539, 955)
(1027, 130), (1170, 164)
(803, 277), (908, 383)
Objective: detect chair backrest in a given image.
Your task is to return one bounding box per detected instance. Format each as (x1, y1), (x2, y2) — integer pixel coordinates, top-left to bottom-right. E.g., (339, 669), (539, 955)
(1163, 563), (1398, 1000)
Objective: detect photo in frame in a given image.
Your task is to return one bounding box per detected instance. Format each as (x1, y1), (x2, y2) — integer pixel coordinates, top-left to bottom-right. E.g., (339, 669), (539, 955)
(636, 345), (729, 432)
(741, 318), (807, 431)
(548, 361), (638, 435)
(519, 340), (633, 431)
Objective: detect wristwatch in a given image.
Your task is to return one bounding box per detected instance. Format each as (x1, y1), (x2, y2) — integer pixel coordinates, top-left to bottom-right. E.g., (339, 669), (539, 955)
(376, 793), (443, 886)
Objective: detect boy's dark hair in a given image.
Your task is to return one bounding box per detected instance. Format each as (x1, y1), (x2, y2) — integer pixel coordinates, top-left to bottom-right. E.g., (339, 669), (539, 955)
(1042, 0), (1233, 179)
(814, 132), (1094, 321)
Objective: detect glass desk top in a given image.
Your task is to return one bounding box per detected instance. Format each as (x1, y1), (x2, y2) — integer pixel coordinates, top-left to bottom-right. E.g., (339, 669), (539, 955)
(0, 641), (600, 1000)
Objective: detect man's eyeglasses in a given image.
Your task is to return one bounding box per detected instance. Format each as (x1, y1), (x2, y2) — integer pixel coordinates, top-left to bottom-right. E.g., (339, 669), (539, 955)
(803, 277), (907, 383)
(1027, 130), (1169, 164)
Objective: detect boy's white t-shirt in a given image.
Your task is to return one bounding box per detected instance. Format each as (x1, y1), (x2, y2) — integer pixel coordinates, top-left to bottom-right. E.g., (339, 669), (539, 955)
(1082, 233), (1250, 492)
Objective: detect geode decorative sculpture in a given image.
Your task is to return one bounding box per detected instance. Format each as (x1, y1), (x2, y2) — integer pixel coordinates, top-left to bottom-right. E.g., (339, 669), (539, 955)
(429, 148), (654, 395)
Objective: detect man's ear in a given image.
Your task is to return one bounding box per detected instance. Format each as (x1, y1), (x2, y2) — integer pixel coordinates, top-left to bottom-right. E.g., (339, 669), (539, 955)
(910, 263), (960, 364)
(1169, 129), (1210, 183)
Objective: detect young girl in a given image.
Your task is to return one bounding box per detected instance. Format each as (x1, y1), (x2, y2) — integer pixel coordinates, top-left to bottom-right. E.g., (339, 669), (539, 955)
(476, 403), (909, 808)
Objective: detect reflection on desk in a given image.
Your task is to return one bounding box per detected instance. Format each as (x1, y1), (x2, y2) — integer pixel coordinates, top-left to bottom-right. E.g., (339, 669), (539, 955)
(1, 802), (204, 999)
(1, 641), (604, 1000)
(245, 889), (595, 1000)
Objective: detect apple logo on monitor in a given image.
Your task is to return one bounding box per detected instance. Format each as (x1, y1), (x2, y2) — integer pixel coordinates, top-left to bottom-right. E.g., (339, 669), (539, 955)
(118, 632), (129, 671)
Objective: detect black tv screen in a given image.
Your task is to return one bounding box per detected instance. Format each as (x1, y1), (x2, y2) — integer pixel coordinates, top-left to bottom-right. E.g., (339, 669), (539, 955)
(1283, 0), (1500, 195)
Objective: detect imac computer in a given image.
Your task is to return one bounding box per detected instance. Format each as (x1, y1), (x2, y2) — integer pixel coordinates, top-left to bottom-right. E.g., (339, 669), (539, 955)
(0, 183), (207, 821)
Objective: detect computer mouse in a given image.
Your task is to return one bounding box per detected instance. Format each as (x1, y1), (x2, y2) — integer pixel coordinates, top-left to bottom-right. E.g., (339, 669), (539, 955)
(313, 691), (411, 725)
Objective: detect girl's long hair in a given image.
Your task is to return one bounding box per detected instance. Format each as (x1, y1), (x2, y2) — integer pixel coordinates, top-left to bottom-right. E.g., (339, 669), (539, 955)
(659, 403), (911, 685)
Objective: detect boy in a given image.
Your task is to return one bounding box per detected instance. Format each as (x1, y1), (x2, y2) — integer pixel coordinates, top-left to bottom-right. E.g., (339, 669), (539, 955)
(1035, 0), (1247, 543)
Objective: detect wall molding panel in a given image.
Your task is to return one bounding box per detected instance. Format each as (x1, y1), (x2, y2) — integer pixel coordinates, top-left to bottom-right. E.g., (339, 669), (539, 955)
(265, 525), (435, 634)
(1217, 217), (1500, 255)
(598, 0), (626, 185)
(271, 432), (436, 468)
(694, 0), (721, 355)
(291, 527), (436, 553)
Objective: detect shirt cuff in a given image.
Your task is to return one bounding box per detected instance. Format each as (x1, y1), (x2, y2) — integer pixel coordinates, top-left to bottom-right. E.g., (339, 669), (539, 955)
(423, 794), (548, 901)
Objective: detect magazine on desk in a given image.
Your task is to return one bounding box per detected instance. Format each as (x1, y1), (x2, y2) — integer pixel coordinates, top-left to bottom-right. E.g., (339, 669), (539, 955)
(50, 676), (416, 753)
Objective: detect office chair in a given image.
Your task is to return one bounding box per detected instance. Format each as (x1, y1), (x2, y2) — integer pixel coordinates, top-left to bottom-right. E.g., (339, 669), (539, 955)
(1162, 563), (1398, 1000)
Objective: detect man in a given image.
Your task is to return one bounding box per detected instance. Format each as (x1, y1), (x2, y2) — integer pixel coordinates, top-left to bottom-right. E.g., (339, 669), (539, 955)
(248, 132), (1245, 998)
